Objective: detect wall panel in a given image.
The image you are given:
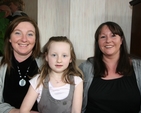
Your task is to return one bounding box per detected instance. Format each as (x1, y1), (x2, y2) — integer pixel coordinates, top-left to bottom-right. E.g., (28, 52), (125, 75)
(38, 0), (132, 59)
(38, 0), (70, 49)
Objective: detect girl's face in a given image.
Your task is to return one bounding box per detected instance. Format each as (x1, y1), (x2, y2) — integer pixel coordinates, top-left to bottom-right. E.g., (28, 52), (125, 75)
(98, 25), (122, 58)
(9, 22), (36, 61)
(46, 41), (72, 74)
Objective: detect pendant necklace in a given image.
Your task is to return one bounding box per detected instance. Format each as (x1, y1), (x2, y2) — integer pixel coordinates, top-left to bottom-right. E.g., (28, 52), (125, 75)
(17, 65), (30, 87)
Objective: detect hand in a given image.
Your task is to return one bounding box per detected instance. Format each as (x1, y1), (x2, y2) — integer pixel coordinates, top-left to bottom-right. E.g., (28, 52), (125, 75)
(30, 111), (39, 113)
(9, 108), (19, 113)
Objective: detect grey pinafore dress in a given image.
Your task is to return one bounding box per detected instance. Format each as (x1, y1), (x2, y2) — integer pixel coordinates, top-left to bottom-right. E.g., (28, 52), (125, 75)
(38, 76), (74, 113)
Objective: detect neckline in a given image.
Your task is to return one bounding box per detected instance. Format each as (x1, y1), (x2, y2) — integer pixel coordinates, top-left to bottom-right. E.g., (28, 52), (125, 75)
(100, 76), (124, 81)
(12, 54), (34, 86)
(49, 82), (68, 88)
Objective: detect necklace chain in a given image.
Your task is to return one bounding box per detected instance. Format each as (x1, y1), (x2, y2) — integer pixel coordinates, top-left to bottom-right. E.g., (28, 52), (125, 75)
(17, 66), (30, 78)
(14, 57), (34, 86)
(51, 76), (62, 84)
(17, 65), (30, 86)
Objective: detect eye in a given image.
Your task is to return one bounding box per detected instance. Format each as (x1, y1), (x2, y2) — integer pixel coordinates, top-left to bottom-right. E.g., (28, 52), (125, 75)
(14, 31), (21, 35)
(27, 33), (34, 36)
(51, 54), (56, 57)
(63, 55), (67, 57)
(99, 35), (105, 39)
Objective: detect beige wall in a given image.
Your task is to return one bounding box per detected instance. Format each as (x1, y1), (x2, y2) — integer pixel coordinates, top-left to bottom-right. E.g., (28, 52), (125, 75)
(26, 0), (132, 60)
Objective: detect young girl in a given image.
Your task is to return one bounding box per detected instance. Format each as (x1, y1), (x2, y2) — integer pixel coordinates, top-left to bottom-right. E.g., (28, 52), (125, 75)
(20, 36), (83, 113)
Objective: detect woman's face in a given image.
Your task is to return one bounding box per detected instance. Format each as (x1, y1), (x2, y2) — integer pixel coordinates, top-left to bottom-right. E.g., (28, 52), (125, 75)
(9, 22), (36, 60)
(98, 25), (122, 58)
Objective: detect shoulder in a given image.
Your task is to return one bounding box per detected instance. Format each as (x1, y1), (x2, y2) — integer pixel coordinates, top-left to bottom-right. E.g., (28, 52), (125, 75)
(131, 58), (141, 67)
(29, 74), (41, 88)
(0, 57), (7, 70)
(30, 74), (43, 95)
(131, 58), (141, 95)
(79, 57), (93, 66)
(35, 57), (43, 69)
(131, 58), (141, 80)
(30, 74), (40, 84)
(79, 57), (94, 72)
(78, 57), (94, 83)
(35, 56), (42, 62)
(74, 76), (83, 86)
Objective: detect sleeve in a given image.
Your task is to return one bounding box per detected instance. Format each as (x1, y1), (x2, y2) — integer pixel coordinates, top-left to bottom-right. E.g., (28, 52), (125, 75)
(29, 74), (40, 93)
(79, 59), (94, 113)
(74, 76), (83, 87)
(0, 102), (14, 113)
(0, 82), (15, 113)
(0, 63), (15, 113)
(132, 59), (141, 113)
(79, 62), (87, 113)
(29, 74), (43, 102)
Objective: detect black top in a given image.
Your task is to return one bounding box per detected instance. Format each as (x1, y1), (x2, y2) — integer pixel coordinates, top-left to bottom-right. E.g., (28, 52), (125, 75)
(3, 55), (39, 111)
(85, 71), (141, 113)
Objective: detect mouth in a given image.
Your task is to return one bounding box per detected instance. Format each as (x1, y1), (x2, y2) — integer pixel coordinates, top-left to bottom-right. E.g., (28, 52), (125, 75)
(105, 45), (113, 48)
(55, 65), (63, 68)
(18, 44), (29, 47)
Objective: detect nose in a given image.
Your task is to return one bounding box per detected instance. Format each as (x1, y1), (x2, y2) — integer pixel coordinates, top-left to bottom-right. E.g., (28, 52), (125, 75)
(106, 36), (112, 43)
(21, 35), (27, 42)
(57, 56), (62, 63)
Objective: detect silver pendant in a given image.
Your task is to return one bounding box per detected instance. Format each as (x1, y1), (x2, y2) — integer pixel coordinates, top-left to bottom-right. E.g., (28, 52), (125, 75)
(19, 79), (26, 86)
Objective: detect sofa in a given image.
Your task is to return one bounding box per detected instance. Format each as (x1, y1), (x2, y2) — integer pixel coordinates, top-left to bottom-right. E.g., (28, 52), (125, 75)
(76, 59), (85, 66)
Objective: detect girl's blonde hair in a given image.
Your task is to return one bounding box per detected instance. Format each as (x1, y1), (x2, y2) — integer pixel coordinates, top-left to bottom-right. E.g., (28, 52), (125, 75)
(37, 36), (83, 88)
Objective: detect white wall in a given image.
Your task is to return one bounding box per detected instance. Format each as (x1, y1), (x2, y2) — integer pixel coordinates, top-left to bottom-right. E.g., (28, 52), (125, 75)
(36, 0), (132, 60)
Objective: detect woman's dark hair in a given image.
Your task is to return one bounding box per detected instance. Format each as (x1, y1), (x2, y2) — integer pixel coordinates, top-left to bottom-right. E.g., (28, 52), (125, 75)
(0, 16), (41, 71)
(94, 21), (132, 77)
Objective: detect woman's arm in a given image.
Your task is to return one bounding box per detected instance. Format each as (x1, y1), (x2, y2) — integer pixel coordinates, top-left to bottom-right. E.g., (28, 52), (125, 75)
(71, 81), (83, 113)
(20, 85), (38, 113)
(0, 63), (16, 113)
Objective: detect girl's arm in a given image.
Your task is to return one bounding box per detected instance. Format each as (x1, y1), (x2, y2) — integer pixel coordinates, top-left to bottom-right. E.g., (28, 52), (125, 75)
(20, 85), (38, 113)
(71, 81), (83, 113)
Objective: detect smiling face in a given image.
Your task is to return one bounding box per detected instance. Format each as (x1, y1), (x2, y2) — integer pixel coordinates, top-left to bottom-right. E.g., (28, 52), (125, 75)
(9, 22), (36, 60)
(46, 41), (72, 74)
(98, 25), (122, 58)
